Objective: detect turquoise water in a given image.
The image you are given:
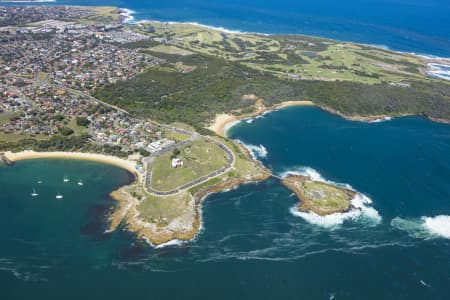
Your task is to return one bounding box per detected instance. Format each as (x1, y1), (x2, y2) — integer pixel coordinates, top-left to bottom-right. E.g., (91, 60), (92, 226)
(2, 107), (450, 299)
(6, 0), (450, 57)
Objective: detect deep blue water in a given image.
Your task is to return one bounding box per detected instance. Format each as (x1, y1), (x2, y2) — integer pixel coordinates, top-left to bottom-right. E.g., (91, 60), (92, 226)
(1, 107), (450, 299)
(6, 0), (450, 57)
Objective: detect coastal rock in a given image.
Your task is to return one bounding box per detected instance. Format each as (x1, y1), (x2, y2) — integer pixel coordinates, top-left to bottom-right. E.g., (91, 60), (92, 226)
(282, 175), (357, 216)
(108, 168), (271, 246)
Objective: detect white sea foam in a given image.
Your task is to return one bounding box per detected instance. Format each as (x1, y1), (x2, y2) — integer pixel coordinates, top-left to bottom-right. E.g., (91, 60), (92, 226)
(117, 6), (450, 62)
(142, 232), (198, 249)
(120, 8), (136, 24)
(290, 193), (381, 228)
(391, 217), (430, 238)
(223, 120), (241, 137)
(391, 215), (450, 239)
(278, 166), (353, 189)
(426, 63), (450, 81)
(133, 19), (253, 35)
(242, 143), (268, 159)
(245, 119), (254, 124)
(422, 215), (450, 239)
(420, 280), (431, 288)
(368, 117), (392, 123)
(279, 166), (324, 181)
(282, 166), (380, 227)
(365, 43), (391, 50)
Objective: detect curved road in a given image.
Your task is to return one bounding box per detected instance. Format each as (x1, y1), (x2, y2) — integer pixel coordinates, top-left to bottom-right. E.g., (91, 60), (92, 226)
(143, 137), (235, 196)
(2, 76), (237, 195)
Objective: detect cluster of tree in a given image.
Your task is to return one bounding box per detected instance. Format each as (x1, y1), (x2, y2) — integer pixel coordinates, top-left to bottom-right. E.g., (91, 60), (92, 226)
(170, 148), (180, 160)
(0, 134), (129, 158)
(94, 52), (450, 130)
(76, 117), (91, 127)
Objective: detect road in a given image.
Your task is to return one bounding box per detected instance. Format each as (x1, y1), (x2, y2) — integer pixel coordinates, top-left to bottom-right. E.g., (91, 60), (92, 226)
(2, 76), (238, 194)
(143, 137), (235, 196)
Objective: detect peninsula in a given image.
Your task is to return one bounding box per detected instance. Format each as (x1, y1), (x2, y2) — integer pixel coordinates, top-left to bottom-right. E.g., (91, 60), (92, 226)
(1, 5), (449, 245)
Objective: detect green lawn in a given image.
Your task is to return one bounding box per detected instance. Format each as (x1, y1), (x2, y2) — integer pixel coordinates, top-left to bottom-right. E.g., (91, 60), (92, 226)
(150, 45), (194, 56)
(0, 112), (18, 125)
(301, 180), (352, 211)
(68, 117), (87, 136)
(150, 139), (228, 192)
(0, 132), (49, 143)
(133, 186), (192, 225)
(163, 129), (191, 142)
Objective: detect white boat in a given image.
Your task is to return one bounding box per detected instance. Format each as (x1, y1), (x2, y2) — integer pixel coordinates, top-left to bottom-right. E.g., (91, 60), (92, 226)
(31, 188), (38, 197)
(63, 176), (69, 183)
(56, 193), (63, 199)
(77, 179), (84, 186)
(37, 179), (43, 184)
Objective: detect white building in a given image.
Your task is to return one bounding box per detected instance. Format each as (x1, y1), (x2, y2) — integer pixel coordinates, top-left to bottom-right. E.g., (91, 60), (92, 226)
(171, 158), (183, 168)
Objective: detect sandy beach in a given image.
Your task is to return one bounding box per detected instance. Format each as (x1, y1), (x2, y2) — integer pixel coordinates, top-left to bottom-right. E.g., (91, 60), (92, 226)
(3, 151), (141, 181)
(207, 97), (438, 137)
(208, 98), (315, 136)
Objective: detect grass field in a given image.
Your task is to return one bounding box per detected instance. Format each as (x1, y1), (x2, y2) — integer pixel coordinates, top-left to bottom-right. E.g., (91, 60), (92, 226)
(300, 180), (352, 211)
(0, 112), (17, 125)
(133, 21), (430, 85)
(94, 21), (450, 129)
(135, 188), (192, 225)
(79, 6), (121, 24)
(68, 117), (87, 136)
(163, 129), (191, 142)
(150, 45), (194, 56)
(150, 139), (229, 192)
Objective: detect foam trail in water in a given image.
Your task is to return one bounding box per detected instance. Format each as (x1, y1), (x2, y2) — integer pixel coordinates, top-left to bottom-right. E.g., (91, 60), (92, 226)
(391, 215), (450, 239)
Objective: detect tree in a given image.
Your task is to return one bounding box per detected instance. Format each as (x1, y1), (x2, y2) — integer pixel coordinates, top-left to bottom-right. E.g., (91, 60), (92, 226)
(76, 117), (91, 127)
(60, 127), (74, 136)
(138, 148), (150, 157)
(170, 148), (180, 159)
(53, 114), (64, 121)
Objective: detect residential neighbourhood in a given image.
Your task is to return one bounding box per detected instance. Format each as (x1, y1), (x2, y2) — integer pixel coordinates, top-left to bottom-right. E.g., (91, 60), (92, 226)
(0, 6), (175, 157)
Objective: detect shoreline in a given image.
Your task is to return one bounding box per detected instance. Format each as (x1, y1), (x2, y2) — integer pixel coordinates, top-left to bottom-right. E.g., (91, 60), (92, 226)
(281, 174), (356, 216)
(208, 99), (450, 137)
(122, 11), (450, 61)
(3, 150), (141, 181)
(208, 99), (315, 137)
(106, 138), (272, 247)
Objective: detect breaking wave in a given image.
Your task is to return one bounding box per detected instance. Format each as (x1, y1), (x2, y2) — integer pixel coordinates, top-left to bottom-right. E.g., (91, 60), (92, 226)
(290, 193), (381, 228)
(391, 215), (450, 239)
(282, 166), (381, 228)
(278, 166), (353, 189)
(120, 8), (136, 24)
(368, 117), (392, 123)
(241, 142), (268, 159)
(426, 63), (450, 81)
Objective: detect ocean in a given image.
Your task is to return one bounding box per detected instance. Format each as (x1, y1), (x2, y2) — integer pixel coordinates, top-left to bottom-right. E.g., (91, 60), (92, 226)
(4, 0), (450, 57)
(1, 1), (450, 299)
(2, 106), (450, 299)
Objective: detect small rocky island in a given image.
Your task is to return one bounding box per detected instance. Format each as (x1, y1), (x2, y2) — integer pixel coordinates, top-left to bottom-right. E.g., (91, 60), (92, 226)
(282, 175), (357, 215)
